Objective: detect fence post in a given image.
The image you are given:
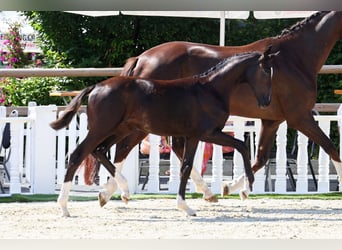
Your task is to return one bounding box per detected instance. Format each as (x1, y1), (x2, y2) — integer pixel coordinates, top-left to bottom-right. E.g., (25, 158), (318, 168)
(252, 119), (265, 193)
(317, 119), (330, 193)
(29, 105), (57, 194)
(122, 145), (139, 194)
(274, 122), (287, 193)
(24, 102), (36, 187)
(296, 131), (309, 193)
(232, 118), (245, 182)
(147, 134), (160, 193)
(211, 144), (223, 193)
(168, 137), (180, 193)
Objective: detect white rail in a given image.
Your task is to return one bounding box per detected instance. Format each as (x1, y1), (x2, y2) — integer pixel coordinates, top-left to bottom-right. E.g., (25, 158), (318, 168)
(0, 64), (340, 77)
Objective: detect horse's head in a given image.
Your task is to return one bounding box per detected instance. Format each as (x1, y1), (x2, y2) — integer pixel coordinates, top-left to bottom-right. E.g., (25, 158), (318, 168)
(245, 46), (279, 109)
(333, 11), (342, 39)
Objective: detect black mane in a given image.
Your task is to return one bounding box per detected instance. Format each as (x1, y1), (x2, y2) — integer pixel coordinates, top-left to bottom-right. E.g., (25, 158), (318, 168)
(194, 51), (260, 79)
(279, 11), (330, 37)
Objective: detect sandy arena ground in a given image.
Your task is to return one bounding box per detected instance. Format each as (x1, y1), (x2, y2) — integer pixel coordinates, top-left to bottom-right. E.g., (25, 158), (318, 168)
(1, 197), (342, 239)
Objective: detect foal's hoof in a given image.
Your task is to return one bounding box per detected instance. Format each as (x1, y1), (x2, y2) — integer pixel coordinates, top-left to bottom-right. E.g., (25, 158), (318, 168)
(121, 195), (130, 205)
(239, 189), (249, 201)
(204, 195), (218, 203)
(98, 193), (107, 207)
(60, 208), (71, 218)
(185, 208), (197, 217)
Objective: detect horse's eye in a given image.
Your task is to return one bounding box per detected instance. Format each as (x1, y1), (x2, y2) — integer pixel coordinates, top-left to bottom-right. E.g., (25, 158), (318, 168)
(264, 68), (271, 74)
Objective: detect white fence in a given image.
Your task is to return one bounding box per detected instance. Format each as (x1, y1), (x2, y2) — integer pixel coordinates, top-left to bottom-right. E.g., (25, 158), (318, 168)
(1, 105), (341, 196)
(0, 104), (57, 196)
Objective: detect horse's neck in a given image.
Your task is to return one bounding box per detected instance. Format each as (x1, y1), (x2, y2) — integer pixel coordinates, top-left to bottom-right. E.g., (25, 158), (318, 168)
(281, 11), (341, 73)
(206, 60), (247, 100)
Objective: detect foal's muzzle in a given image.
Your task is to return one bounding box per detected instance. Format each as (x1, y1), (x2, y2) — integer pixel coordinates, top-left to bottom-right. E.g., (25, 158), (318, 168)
(258, 94), (272, 109)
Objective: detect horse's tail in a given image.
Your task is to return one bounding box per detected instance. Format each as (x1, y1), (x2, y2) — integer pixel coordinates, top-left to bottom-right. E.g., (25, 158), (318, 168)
(120, 57), (138, 76)
(50, 85), (96, 130)
(82, 154), (99, 185)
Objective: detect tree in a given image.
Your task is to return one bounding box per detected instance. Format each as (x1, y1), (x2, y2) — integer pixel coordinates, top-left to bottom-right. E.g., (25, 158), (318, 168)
(22, 11), (341, 103)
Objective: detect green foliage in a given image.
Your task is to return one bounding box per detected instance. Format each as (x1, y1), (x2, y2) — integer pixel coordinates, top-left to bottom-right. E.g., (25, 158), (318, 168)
(17, 11), (342, 113)
(23, 12), (221, 69)
(1, 76), (76, 106)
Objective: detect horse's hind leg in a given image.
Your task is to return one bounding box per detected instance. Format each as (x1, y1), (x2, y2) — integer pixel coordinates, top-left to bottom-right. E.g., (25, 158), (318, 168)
(98, 131), (147, 206)
(58, 134), (102, 217)
(291, 115), (342, 186)
(172, 136), (217, 203)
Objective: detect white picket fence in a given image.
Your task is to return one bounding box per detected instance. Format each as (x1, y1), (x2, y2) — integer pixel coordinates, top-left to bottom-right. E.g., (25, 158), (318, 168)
(0, 104), (341, 196)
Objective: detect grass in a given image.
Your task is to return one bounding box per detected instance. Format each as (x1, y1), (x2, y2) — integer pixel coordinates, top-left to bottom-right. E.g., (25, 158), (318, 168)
(0, 192), (342, 203)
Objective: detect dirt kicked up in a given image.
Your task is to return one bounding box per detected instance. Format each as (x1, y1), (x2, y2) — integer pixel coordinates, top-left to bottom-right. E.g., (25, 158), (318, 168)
(1, 198), (342, 239)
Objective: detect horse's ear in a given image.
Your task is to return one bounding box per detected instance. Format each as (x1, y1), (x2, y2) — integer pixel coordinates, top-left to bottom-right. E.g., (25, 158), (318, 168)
(260, 46), (280, 64)
(258, 45), (273, 63)
(264, 45), (273, 57)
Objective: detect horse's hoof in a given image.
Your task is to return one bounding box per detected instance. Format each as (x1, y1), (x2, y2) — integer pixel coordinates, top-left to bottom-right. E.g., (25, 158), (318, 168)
(61, 208), (70, 217)
(98, 191), (108, 207)
(221, 182), (229, 197)
(186, 208), (197, 217)
(239, 190), (249, 201)
(121, 195), (129, 204)
(204, 195), (218, 203)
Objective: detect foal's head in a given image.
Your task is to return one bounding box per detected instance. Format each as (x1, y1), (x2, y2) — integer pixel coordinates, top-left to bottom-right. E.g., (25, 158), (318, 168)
(244, 46), (279, 108)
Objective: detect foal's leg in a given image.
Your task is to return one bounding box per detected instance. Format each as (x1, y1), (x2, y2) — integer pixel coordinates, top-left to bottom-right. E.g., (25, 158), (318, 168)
(98, 131), (147, 206)
(203, 130), (254, 200)
(172, 136), (217, 202)
(99, 133), (216, 206)
(58, 134), (107, 217)
(177, 138), (199, 216)
(92, 148), (124, 204)
(222, 120), (280, 197)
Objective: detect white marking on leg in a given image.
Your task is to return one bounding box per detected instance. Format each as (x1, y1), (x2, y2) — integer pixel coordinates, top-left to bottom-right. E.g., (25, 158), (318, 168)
(113, 161), (130, 203)
(222, 174), (245, 195)
(177, 195), (196, 216)
(190, 167), (216, 201)
(58, 181), (72, 217)
(99, 177), (117, 207)
(239, 176), (250, 201)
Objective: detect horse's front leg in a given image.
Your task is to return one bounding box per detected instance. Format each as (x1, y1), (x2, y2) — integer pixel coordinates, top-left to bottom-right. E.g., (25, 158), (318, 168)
(203, 130), (254, 200)
(172, 136), (217, 203)
(93, 149), (129, 206)
(222, 120), (280, 198)
(98, 131), (147, 206)
(98, 160), (131, 206)
(177, 138), (199, 216)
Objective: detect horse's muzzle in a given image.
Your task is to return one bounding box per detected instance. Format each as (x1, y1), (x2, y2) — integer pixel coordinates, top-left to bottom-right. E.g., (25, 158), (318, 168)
(258, 95), (272, 109)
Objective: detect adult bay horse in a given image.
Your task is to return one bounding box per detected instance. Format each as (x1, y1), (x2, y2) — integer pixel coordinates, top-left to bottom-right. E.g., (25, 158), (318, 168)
(97, 11), (342, 204)
(51, 50), (277, 217)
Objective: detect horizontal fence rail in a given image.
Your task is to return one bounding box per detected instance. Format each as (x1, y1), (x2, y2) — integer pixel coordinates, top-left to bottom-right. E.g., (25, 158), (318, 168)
(0, 68), (122, 77)
(0, 64), (341, 77)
